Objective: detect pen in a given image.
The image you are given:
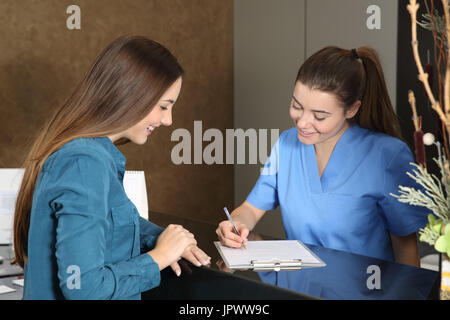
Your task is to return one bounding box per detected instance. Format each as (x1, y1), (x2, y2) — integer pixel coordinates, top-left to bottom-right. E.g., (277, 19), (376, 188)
(223, 207), (246, 249)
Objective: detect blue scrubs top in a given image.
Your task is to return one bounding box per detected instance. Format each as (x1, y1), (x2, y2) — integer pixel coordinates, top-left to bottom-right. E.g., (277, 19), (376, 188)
(247, 123), (428, 262)
(23, 137), (164, 300)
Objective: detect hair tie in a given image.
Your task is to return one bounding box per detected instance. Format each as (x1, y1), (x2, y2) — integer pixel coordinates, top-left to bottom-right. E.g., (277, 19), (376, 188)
(351, 48), (367, 99)
(351, 48), (360, 60)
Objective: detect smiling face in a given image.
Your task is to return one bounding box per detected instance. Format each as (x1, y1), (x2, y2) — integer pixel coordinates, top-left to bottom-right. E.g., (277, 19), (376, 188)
(289, 81), (360, 149)
(108, 77), (182, 145)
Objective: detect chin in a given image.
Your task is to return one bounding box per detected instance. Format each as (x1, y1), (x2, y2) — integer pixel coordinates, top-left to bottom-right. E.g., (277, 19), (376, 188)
(131, 136), (148, 145)
(297, 134), (317, 145)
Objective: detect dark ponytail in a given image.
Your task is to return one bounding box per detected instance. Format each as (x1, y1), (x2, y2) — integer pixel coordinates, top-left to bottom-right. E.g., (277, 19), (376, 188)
(296, 46), (402, 140)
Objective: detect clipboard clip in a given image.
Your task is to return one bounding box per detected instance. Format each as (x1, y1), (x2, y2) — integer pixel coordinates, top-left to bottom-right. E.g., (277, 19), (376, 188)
(251, 259), (302, 272)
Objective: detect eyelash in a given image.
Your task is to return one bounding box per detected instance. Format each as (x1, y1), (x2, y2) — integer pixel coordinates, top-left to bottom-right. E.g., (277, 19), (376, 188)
(291, 104), (325, 121)
(160, 106), (168, 111)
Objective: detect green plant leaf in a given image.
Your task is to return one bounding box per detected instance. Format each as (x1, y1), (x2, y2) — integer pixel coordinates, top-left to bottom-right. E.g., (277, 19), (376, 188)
(432, 222), (443, 234)
(444, 223), (450, 235)
(434, 228), (450, 253)
(435, 235), (448, 252)
(428, 214), (437, 225)
(419, 232), (426, 242)
(427, 214), (443, 233)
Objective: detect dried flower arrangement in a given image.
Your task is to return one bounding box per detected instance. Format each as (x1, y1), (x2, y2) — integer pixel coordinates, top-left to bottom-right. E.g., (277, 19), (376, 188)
(391, 0), (450, 299)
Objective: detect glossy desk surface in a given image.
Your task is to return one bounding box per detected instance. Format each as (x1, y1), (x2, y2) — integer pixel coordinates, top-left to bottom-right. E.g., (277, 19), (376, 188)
(0, 211), (440, 300)
(146, 211), (439, 300)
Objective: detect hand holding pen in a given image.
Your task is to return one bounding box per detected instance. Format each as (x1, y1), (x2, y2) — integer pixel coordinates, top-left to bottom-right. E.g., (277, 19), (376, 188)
(216, 207), (249, 248)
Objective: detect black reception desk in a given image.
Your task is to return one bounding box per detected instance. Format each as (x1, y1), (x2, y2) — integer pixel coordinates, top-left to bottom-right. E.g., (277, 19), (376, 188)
(143, 211), (439, 300)
(0, 211), (440, 300)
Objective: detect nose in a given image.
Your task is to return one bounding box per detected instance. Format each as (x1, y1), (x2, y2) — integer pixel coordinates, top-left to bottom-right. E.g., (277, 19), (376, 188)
(161, 109), (172, 127)
(293, 109), (314, 129)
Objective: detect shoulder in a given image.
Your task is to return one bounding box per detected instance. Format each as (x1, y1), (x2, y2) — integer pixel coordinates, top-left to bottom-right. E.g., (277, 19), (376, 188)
(44, 137), (116, 174)
(354, 125), (411, 154)
(356, 126), (414, 167)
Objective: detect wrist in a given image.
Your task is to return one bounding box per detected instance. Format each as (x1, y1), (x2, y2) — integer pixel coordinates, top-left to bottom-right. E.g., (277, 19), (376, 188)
(232, 210), (254, 230)
(233, 216), (251, 232)
(147, 249), (169, 271)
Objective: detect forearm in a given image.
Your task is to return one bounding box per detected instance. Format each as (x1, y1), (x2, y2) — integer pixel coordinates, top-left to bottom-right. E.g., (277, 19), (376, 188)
(390, 232), (420, 267)
(394, 248), (420, 267)
(139, 217), (164, 252)
(59, 254), (160, 299)
(395, 251), (420, 267)
(231, 201), (264, 230)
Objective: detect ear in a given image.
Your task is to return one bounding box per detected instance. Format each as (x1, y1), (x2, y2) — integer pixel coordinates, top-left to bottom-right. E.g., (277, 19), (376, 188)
(345, 100), (361, 119)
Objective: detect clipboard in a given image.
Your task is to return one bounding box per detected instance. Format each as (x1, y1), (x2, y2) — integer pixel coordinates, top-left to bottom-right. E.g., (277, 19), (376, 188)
(214, 240), (326, 271)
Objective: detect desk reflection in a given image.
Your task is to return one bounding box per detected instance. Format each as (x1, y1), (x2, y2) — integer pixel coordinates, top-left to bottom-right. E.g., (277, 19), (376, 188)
(149, 211), (439, 300)
(216, 232), (439, 300)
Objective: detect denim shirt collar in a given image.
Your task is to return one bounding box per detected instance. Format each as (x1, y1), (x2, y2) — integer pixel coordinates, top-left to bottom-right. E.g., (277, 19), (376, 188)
(94, 137), (126, 174)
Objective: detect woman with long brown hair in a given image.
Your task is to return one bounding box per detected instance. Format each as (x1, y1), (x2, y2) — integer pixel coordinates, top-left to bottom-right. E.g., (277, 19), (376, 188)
(217, 46), (427, 267)
(13, 35), (210, 299)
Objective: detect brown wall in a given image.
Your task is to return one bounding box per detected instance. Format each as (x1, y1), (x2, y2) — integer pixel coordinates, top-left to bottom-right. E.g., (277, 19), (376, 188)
(0, 0), (233, 224)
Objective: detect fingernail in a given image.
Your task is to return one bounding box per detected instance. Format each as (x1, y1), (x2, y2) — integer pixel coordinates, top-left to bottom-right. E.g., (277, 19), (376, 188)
(176, 270), (181, 277)
(196, 261), (202, 267)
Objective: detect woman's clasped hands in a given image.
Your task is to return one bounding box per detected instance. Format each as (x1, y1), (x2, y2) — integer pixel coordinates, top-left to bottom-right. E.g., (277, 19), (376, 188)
(148, 224), (211, 276)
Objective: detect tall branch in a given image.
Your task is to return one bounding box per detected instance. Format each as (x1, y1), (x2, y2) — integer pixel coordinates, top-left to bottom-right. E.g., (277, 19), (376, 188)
(426, 0), (449, 158)
(441, 0), (450, 117)
(408, 0), (449, 129)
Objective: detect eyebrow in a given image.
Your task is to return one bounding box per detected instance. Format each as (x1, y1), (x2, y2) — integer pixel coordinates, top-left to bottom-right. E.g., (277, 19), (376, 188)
(161, 99), (175, 104)
(292, 96), (332, 115)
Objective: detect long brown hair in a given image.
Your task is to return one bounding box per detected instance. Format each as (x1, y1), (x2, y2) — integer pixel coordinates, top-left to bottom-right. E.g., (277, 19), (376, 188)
(12, 35), (184, 268)
(296, 46), (402, 140)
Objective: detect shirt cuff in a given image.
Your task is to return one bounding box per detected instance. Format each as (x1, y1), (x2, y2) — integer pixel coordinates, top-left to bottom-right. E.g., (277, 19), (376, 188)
(132, 253), (161, 292)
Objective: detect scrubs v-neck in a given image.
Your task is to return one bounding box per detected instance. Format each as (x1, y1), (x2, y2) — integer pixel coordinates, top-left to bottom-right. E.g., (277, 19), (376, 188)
(247, 123), (427, 262)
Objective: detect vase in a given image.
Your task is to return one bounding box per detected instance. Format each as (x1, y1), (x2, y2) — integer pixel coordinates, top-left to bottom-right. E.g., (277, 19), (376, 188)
(441, 253), (450, 300)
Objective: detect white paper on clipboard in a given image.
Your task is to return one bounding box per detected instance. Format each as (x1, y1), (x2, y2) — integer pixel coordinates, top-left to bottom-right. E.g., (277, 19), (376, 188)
(214, 240), (326, 271)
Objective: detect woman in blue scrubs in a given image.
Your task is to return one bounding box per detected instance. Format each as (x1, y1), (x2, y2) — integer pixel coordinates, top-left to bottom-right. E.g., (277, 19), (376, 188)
(12, 35), (210, 299)
(216, 46), (427, 266)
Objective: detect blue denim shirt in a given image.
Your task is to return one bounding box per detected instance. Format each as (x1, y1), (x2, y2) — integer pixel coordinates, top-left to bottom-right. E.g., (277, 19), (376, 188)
(23, 137), (164, 300)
